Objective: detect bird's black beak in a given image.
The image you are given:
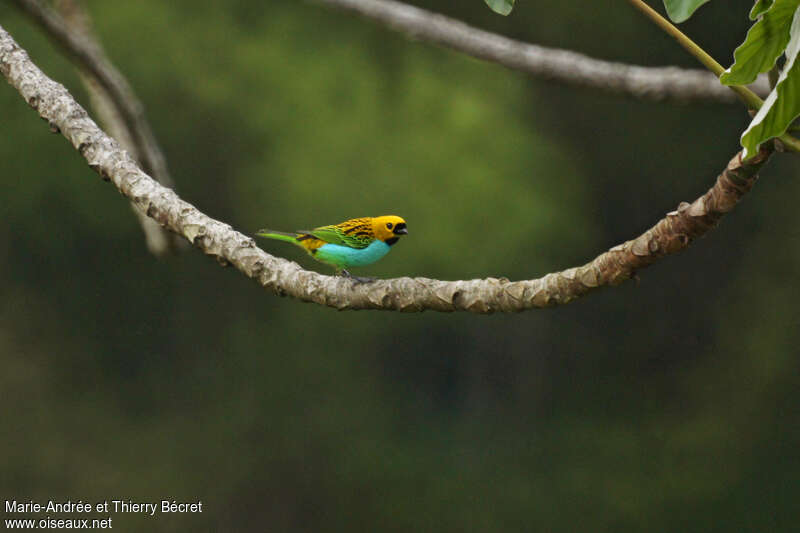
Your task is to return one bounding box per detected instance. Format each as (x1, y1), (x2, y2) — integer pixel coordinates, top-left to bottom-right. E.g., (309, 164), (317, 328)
(393, 223), (408, 235)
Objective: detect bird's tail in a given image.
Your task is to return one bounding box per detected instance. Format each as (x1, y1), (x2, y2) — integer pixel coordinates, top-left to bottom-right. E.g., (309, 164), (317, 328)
(255, 229), (301, 246)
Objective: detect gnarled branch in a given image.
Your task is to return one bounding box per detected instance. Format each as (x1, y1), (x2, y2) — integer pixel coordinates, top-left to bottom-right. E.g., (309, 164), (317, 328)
(0, 25), (772, 313)
(311, 0), (770, 103)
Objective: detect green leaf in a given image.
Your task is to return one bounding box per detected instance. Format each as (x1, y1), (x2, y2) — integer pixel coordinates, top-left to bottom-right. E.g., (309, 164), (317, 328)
(720, 0), (800, 86)
(484, 0), (515, 16)
(663, 0), (712, 23)
(741, 7), (800, 159)
(750, 0), (775, 20)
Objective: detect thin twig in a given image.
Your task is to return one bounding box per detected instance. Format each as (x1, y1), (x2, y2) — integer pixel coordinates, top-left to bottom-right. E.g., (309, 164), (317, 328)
(11, 0), (182, 254)
(0, 25), (774, 313)
(311, 0), (769, 103)
(50, 0), (178, 254)
(11, 0), (173, 185)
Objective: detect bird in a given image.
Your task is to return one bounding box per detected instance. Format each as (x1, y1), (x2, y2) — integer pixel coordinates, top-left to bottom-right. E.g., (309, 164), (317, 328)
(256, 215), (408, 281)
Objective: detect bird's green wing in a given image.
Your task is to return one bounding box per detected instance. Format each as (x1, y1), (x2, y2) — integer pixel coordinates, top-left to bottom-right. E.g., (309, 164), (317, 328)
(306, 220), (374, 249)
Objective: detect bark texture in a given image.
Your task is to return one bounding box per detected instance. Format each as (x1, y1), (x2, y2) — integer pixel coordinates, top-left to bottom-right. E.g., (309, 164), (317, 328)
(0, 25), (772, 313)
(312, 0), (770, 103)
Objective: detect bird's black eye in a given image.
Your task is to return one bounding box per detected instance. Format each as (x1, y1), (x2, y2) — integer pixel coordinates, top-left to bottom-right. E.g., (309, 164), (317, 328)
(386, 222), (393, 229)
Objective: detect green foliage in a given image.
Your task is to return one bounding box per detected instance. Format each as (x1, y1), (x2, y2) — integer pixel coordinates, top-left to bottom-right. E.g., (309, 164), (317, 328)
(719, 0), (800, 158)
(484, 0), (515, 16)
(750, 0), (775, 20)
(741, 8), (800, 158)
(720, 0), (799, 85)
(663, 0), (712, 23)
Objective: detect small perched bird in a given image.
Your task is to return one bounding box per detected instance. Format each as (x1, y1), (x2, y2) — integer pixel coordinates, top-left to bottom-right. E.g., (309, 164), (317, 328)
(256, 215), (408, 281)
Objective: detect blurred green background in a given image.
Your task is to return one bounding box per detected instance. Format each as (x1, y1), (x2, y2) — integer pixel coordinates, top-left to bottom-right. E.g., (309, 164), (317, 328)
(2, 0), (798, 531)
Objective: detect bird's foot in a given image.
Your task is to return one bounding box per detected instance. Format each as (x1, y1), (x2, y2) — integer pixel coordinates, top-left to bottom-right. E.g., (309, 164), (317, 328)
(339, 269), (376, 284)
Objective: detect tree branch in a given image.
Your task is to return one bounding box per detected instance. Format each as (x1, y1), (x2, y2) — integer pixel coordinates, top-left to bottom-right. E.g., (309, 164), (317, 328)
(11, 0), (181, 254)
(311, 0), (769, 103)
(0, 25), (773, 313)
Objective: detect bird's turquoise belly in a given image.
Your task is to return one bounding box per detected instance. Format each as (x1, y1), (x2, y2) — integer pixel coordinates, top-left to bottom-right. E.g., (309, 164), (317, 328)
(315, 240), (391, 268)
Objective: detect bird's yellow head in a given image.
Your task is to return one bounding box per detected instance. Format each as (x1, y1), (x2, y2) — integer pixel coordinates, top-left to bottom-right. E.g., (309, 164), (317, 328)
(371, 215), (408, 245)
